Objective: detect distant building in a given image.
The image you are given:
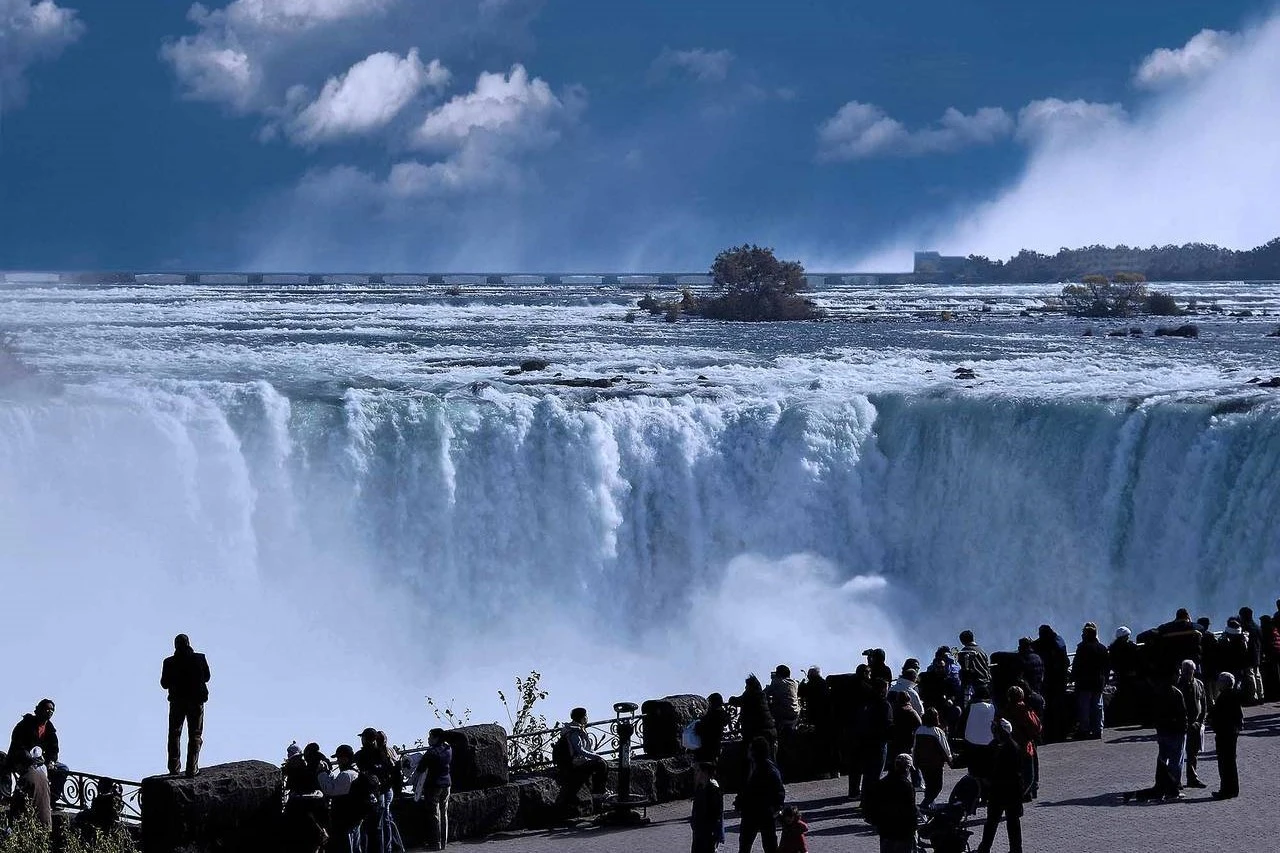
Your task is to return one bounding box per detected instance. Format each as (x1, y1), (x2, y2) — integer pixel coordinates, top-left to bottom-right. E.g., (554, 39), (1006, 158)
(913, 251), (968, 277)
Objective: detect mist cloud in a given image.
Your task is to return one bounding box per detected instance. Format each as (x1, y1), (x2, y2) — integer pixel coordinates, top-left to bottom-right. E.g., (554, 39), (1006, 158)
(851, 14), (1280, 269)
(1134, 28), (1241, 90)
(817, 102), (1013, 160)
(0, 0), (85, 109)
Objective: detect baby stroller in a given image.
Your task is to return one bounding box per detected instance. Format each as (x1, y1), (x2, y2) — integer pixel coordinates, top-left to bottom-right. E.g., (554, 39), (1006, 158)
(918, 801), (973, 853)
(947, 772), (983, 816)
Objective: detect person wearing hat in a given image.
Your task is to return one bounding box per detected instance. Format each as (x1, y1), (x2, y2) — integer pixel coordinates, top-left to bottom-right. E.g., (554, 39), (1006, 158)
(1108, 627), (1141, 726)
(317, 745), (363, 853)
(355, 727), (395, 853)
(863, 649), (893, 684)
(865, 753), (918, 853)
(765, 665), (801, 736)
(975, 718), (1025, 853)
(1071, 623), (1109, 739)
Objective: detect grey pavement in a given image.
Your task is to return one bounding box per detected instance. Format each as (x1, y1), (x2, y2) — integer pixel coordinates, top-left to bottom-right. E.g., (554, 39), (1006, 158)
(455, 705), (1280, 852)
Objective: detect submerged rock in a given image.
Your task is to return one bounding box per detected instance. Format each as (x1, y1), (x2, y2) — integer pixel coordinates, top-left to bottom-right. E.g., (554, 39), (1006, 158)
(519, 359), (551, 372)
(1154, 324), (1199, 338)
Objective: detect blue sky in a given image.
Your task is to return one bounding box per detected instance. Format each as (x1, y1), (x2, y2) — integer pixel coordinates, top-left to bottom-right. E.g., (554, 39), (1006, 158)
(1, 0), (1276, 271)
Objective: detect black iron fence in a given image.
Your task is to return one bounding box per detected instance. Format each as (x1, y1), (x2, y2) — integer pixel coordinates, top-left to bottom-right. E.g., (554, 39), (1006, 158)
(57, 770), (142, 823)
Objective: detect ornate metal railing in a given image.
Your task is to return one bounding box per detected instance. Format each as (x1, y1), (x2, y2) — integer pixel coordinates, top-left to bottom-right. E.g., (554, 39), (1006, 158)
(57, 770), (142, 823)
(402, 716), (651, 776)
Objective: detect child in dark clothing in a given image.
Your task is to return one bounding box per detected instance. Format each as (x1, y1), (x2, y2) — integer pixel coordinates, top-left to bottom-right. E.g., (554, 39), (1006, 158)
(779, 804), (809, 853)
(690, 762), (725, 853)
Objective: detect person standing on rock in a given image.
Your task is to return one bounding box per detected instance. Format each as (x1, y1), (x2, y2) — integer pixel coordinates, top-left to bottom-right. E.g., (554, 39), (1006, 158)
(161, 633), (210, 777)
(1210, 673), (1244, 800)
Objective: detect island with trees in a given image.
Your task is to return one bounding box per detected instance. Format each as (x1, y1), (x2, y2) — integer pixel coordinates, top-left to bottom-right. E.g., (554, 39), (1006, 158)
(638, 245), (823, 322)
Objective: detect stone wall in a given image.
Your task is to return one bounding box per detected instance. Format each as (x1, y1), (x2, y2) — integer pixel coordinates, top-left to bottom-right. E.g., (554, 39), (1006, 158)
(140, 761), (282, 853)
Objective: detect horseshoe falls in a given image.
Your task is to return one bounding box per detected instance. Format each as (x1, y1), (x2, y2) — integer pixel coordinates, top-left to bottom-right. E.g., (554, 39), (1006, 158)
(2, 279), (1279, 777)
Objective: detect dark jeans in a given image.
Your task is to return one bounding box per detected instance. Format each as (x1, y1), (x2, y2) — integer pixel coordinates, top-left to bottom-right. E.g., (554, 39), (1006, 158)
(167, 702), (205, 774)
(1217, 733), (1239, 796)
(1185, 724), (1203, 784)
(977, 804), (1023, 853)
(920, 764), (944, 804)
(858, 743), (888, 803)
(738, 811), (778, 853)
(555, 756), (609, 817)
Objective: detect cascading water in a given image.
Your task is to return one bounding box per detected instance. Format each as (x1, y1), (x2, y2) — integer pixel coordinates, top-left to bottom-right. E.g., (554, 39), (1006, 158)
(2, 279), (1278, 777)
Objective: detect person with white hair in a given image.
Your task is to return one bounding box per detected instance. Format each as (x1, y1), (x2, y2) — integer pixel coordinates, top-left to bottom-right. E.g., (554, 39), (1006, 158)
(1209, 672), (1244, 800)
(1177, 660), (1208, 788)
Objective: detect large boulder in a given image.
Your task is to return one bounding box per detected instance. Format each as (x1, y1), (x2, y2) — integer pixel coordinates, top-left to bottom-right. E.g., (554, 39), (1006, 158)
(140, 761), (282, 853)
(640, 694), (707, 759)
(443, 724), (509, 791)
(446, 784), (520, 838)
(511, 776), (560, 829)
(654, 756), (698, 801)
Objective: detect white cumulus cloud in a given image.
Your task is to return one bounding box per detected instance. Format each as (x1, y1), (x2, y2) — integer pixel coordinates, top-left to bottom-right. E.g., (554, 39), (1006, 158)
(412, 63), (567, 151)
(162, 0), (400, 111)
(1134, 28), (1241, 90)
(817, 102), (1013, 160)
(650, 48), (734, 84)
(0, 0), (85, 108)
(290, 49), (449, 143)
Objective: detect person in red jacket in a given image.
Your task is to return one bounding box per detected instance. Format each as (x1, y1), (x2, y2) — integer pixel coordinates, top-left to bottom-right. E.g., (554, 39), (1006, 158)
(778, 804), (808, 853)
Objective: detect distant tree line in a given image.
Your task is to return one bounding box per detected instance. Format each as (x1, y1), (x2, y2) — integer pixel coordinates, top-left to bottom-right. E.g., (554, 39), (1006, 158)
(959, 237), (1280, 283)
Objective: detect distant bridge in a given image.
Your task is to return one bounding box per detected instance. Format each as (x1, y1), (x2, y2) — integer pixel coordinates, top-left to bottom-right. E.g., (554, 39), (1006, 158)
(1, 270), (914, 288)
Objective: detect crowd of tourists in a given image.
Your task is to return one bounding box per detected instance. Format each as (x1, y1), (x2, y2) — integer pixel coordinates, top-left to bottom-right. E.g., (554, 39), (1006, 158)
(3, 600), (1278, 853)
(684, 601), (1280, 853)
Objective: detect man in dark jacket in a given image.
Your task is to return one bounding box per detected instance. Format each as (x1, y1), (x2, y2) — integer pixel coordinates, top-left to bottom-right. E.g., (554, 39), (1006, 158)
(355, 727), (395, 853)
(1016, 638), (1045, 696)
(411, 729), (452, 851)
(689, 762), (724, 853)
(1032, 625), (1070, 742)
(957, 631), (991, 704)
(975, 720), (1025, 853)
(1209, 673), (1244, 800)
(730, 675), (778, 761)
(835, 665), (873, 798)
(855, 679), (894, 807)
(7, 699), (61, 829)
(1177, 660), (1207, 788)
(161, 633), (210, 777)
(866, 753), (917, 853)
(737, 736), (784, 853)
(1153, 674), (1188, 800)
(1156, 609), (1202, 677)
(1239, 606), (1264, 703)
(1107, 627), (1142, 726)
(1071, 623), (1110, 739)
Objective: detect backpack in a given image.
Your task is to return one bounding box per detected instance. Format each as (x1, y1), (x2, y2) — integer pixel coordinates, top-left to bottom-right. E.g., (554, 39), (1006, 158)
(682, 720), (702, 751)
(350, 771), (382, 814)
(552, 731), (573, 768)
(957, 648), (989, 685)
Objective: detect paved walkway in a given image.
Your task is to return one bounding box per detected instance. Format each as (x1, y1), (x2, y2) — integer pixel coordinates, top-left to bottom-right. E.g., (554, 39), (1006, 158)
(458, 706), (1280, 852)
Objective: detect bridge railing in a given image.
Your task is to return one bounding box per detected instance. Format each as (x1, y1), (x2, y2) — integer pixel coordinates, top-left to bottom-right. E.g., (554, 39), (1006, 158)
(57, 770), (142, 823)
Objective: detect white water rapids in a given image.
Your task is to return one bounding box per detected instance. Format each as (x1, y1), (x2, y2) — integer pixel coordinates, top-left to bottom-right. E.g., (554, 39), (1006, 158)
(1, 279), (1278, 778)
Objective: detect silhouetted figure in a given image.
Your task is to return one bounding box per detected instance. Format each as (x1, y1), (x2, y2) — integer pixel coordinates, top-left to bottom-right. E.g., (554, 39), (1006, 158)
(854, 679), (894, 805)
(354, 727), (395, 853)
(957, 631), (991, 704)
(1220, 618), (1251, 690)
(284, 742), (329, 853)
(1155, 609), (1201, 678)
(410, 729), (452, 851)
(865, 753), (918, 853)
(6, 699), (62, 829)
(862, 648), (893, 684)
(1198, 618), (1223, 705)
(554, 707), (610, 818)
(1107, 627), (1142, 725)
(912, 707), (953, 808)
(919, 647), (961, 715)
(838, 664), (874, 798)
(317, 744), (365, 853)
(694, 693), (732, 765)
(1032, 625), (1069, 742)
(765, 665), (801, 736)
(889, 692), (921, 762)
(1016, 638), (1045, 696)
(975, 720), (1024, 853)
(689, 762), (725, 853)
(1153, 674), (1188, 800)
(1004, 686), (1042, 800)
(1177, 660), (1207, 789)
(1209, 673), (1244, 800)
(797, 669), (834, 774)
(730, 676), (778, 761)
(1071, 622), (1109, 739)
(736, 736), (784, 853)
(1259, 615), (1280, 701)
(161, 633), (210, 778)
(1239, 606), (1264, 703)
